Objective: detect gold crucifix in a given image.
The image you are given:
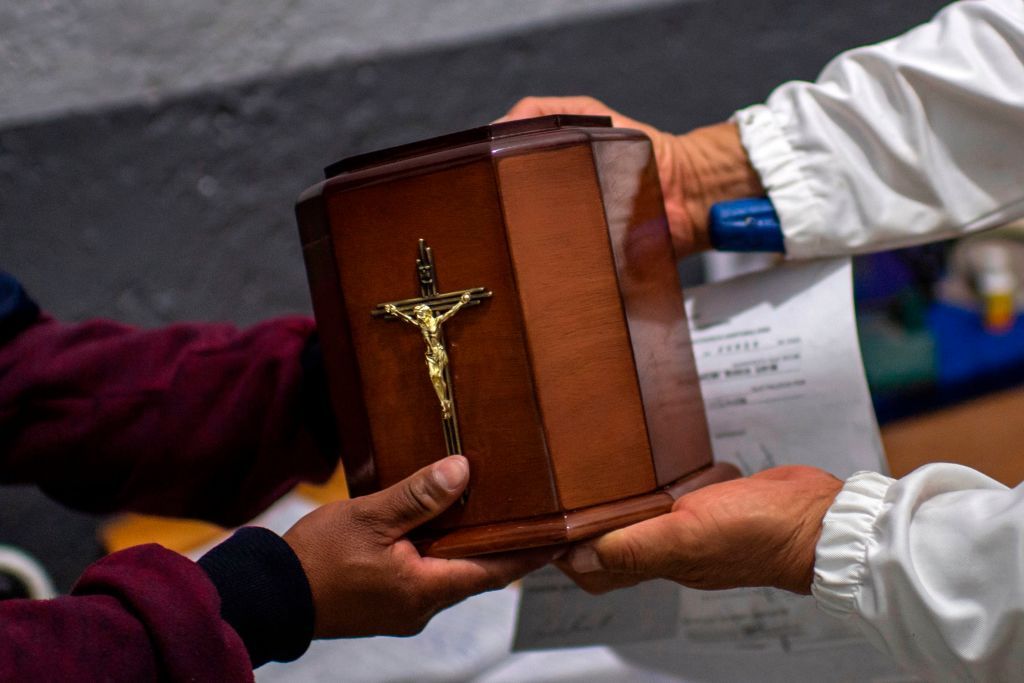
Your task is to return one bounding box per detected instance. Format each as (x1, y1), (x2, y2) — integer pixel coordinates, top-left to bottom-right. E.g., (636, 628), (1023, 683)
(373, 239), (491, 454)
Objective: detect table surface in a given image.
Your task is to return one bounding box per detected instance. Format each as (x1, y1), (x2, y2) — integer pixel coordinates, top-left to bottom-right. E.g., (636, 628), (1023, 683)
(882, 385), (1024, 486)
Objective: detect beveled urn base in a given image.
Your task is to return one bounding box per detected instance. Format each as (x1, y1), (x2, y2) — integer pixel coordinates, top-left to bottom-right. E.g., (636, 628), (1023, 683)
(417, 462), (740, 559)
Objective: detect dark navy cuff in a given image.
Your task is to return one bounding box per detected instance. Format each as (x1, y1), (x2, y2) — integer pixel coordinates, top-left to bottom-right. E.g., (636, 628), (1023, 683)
(198, 527), (314, 668)
(708, 198), (786, 253)
(0, 271), (41, 345)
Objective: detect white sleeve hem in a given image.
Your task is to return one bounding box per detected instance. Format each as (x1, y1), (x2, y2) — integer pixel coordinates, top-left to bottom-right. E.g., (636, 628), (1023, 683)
(735, 0), (1024, 257)
(811, 470), (895, 618)
(732, 104), (827, 259)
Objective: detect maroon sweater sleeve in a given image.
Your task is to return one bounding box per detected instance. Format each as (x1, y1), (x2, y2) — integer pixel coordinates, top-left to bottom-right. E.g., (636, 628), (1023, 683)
(0, 313), (338, 525)
(0, 544), (254, 682)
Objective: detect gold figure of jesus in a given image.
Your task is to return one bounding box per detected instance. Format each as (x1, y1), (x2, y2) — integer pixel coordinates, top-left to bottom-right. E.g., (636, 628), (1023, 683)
(383, 291), (472, 419)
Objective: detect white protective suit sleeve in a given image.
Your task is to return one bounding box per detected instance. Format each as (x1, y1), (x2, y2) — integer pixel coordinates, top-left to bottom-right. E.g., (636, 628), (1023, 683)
(812, 466), (1024, 681)
(734, 0), (1024, 259)
(730, 1), (1024, 679)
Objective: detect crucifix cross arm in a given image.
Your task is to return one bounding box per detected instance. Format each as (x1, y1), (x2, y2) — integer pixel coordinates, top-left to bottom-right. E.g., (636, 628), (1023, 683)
(436, 292), (472, 324)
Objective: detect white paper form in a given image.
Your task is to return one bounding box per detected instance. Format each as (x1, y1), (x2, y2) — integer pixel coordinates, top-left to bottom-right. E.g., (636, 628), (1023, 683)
(688, 256), (885, 481)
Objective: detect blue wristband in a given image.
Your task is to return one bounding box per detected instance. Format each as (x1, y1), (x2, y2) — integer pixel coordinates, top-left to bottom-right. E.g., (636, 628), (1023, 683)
(708, 198), (785, 253)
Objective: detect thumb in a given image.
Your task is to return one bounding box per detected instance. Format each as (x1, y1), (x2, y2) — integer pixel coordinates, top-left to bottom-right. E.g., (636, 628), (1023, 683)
(364, 455), (469, 540)
(566, 513), (685, 579)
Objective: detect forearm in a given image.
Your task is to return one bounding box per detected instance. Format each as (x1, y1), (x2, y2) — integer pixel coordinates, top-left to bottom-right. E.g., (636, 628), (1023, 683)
(0, 545), (253, 681)
(0, 311), (338, 525)
(0, 532), (314, 678)
(736, 0), (1024, 257)
(672, 121), (764, 252)
(813, 464), (1024, 681)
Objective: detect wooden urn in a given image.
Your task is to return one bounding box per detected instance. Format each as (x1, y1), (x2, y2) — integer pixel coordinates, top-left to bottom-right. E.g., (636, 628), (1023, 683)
(296, 115), (737, 558)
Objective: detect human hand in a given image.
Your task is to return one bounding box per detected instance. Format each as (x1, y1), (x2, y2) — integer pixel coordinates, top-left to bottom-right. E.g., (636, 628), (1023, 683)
(498, 96), (763, 259)
(283, 455), (551, 638)
(560, 466), (843, 595)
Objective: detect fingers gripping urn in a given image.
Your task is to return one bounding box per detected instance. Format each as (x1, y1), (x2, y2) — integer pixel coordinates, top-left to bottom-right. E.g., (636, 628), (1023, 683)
(296, 115), (738, 558)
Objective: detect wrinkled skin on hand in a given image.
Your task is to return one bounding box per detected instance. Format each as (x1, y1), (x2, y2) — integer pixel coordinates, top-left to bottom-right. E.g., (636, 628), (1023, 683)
(284, 455), (551, 638)
(561, 466), (843, 596)
(499, 96), (763, 259)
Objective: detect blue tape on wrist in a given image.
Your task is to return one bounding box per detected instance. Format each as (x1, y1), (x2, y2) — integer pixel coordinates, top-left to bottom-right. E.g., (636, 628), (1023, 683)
(708, 198), (785, 253)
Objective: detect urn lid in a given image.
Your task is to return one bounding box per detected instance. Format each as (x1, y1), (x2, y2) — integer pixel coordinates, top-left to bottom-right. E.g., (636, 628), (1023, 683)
(323, 114), (611, 179)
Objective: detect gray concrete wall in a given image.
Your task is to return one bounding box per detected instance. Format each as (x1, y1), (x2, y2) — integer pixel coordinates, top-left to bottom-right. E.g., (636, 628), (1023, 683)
(0, 0), (948, 590)
(1, 0), (674, 126)
(2, 0), (948, 327)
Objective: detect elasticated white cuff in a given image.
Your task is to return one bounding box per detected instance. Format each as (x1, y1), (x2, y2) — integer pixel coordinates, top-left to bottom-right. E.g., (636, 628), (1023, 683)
(731, 104), (826, 259)
(811, 470), (894, 618)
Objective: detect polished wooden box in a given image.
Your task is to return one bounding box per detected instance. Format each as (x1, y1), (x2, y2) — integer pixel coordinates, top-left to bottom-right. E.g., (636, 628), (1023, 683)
(296, 115), (737, 558)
